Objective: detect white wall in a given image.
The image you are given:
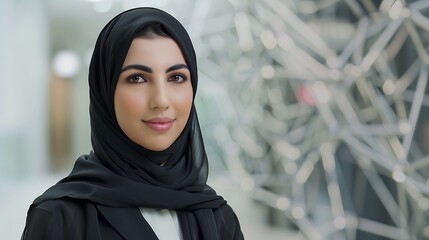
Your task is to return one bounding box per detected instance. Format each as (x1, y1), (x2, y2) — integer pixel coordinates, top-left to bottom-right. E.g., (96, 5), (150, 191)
(0, 0), (49, 190)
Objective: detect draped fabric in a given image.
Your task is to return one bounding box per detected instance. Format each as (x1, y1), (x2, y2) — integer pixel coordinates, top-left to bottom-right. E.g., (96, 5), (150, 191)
(23, 7), (243, 240)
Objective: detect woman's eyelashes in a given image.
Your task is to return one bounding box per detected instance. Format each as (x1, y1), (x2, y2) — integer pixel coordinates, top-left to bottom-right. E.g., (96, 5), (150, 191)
(168, 74), (188, 83)
(126, 74), (147, 83)
(125, 72), (189, 84)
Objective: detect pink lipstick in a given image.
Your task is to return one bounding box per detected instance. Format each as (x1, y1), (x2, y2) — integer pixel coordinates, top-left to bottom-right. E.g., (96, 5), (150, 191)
(143, 117), (174, 131)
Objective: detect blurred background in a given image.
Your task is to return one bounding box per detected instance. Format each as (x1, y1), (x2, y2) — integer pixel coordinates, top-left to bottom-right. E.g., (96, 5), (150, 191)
(1, 0), (429, 239)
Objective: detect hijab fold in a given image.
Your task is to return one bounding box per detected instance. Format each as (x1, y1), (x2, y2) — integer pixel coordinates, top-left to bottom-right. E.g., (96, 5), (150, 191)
(33, 7), (229, 239)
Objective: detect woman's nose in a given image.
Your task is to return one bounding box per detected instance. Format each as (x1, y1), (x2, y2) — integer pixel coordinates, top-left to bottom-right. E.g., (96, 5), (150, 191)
(149, 80), (169, 110)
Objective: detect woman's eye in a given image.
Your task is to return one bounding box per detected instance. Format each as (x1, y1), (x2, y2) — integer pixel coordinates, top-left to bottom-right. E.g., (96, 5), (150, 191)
(169, 74), (187, 83)
(127, 75), (146, 83)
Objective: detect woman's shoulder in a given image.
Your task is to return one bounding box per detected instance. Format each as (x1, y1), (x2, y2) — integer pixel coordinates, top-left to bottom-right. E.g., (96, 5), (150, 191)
(214, 203), (245, 239)
(22, 198), (98, 240)
(214, 203), (239, 219)
(31, 197), (94, 216)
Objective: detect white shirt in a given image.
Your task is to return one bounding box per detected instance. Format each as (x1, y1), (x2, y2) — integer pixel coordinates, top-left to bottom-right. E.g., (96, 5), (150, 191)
(139, 208), (183, 240)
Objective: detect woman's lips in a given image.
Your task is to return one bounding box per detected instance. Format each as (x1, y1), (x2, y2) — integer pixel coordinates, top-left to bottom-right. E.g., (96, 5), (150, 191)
(142, 117), (174, 131)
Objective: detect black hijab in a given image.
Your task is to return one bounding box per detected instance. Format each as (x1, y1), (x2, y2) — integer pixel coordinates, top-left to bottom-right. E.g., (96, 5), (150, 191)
(32, 7), (230, 239)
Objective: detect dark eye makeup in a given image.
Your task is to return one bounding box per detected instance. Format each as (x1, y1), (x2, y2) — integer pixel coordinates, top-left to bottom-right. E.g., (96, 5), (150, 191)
(168, 74), (188, 83)
(124, 72), (189, 84)
(126, 74), (147, 83)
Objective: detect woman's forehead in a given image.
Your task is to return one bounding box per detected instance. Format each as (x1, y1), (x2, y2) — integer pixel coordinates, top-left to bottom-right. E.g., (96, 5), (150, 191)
(122, 37), (188, 69)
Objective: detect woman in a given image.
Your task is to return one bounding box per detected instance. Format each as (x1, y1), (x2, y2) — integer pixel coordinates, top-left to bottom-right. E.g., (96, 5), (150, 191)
(21, 7), (244, 240)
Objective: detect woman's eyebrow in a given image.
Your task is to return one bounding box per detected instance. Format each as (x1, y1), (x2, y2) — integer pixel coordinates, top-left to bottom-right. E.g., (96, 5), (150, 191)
(121, 64), (152, 73)
(166, 64), (188, 73)
(120, 63), (188, 73)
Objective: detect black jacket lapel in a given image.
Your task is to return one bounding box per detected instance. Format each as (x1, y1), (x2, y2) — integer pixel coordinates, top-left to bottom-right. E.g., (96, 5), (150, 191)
(96, 205), (158, 240)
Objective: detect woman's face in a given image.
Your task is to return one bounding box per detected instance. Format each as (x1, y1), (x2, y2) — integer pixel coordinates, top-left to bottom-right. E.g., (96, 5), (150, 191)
(114, 36), (193, 151)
